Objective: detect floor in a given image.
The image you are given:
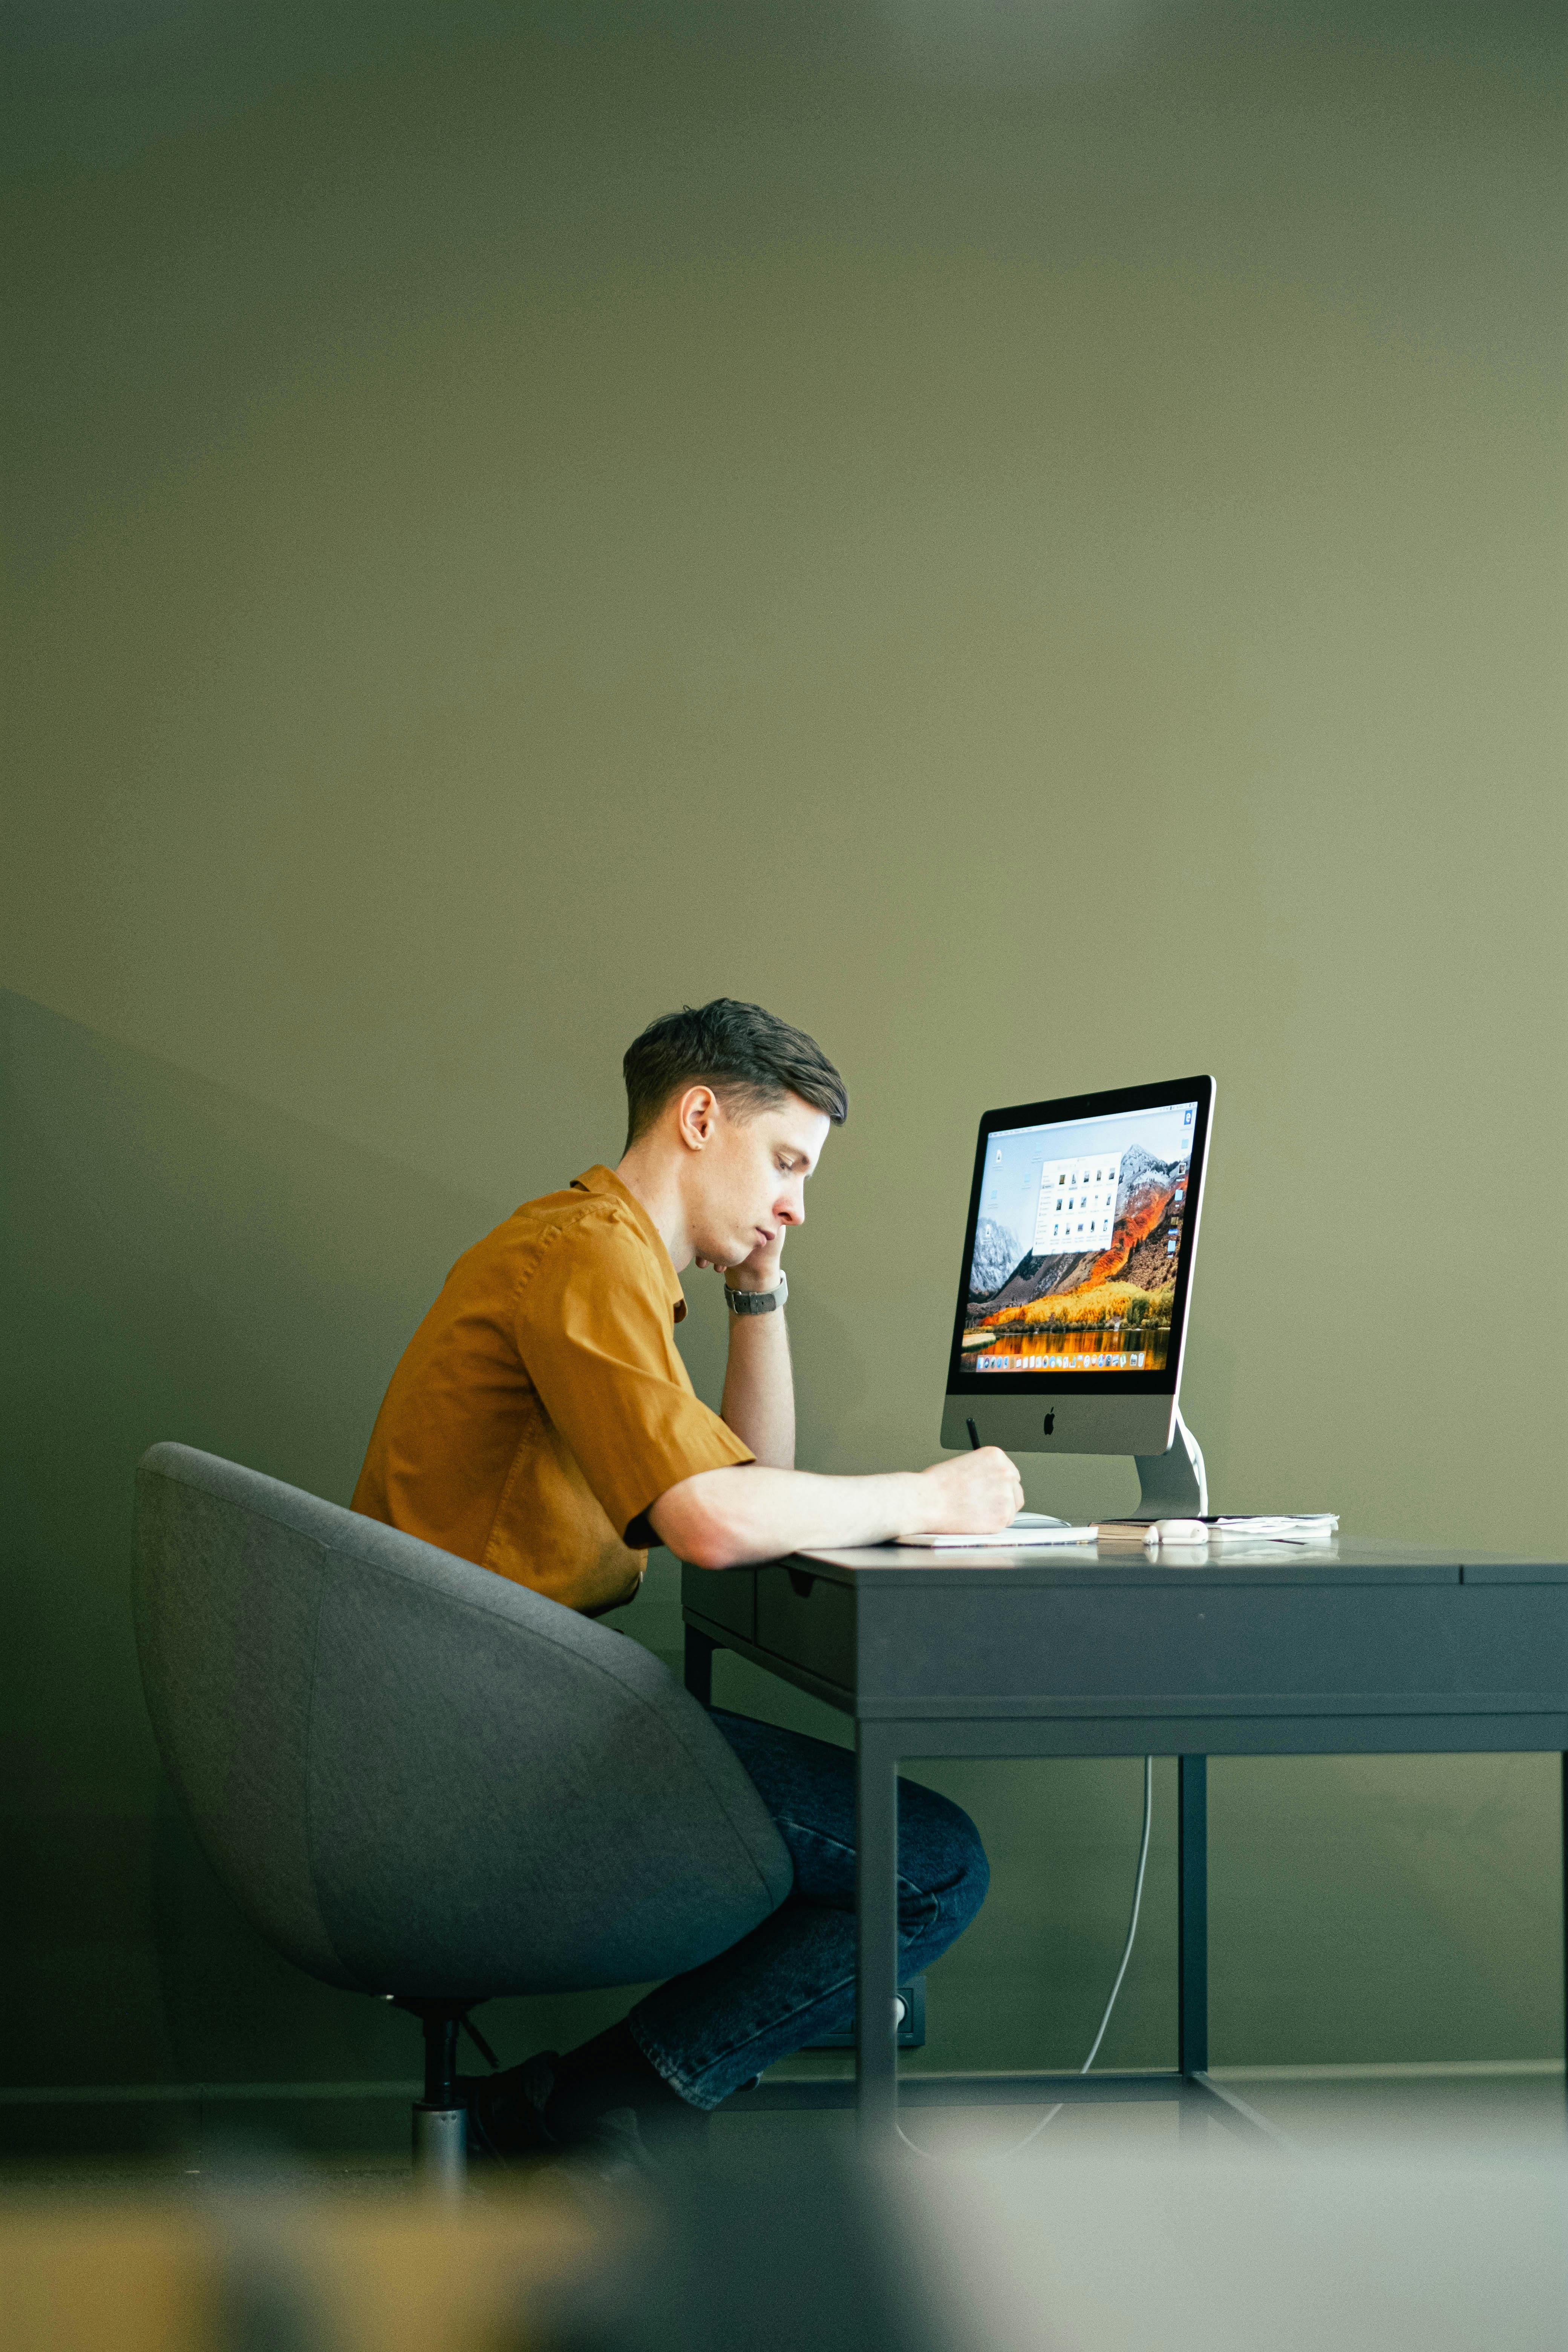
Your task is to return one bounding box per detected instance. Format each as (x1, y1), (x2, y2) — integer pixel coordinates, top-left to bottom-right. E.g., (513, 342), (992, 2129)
(1, 2069), (1562, 2196)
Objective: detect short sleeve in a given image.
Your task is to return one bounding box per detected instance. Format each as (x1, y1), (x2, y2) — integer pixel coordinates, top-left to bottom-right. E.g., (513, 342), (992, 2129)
(514, 1205), (753, 1541)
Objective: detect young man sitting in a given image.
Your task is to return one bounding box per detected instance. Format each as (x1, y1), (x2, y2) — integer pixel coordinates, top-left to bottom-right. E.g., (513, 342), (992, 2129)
(352, 998), (1021, 2161)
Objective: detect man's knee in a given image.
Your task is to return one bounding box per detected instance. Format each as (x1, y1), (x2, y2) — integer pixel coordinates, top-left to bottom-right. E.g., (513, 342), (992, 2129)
(899, 1776), (990, 1922)
(951, 1809), (990, 1924)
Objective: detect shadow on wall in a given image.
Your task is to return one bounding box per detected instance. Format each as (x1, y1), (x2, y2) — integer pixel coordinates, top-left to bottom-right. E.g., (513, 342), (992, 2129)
(0, 986), (508, 2083)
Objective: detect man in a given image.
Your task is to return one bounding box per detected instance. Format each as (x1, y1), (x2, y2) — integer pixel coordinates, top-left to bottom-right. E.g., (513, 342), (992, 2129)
(353, 998), (1021, 2162)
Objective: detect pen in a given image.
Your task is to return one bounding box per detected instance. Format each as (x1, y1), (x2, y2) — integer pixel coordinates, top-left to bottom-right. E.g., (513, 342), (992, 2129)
(966, 1417), (980, 1451)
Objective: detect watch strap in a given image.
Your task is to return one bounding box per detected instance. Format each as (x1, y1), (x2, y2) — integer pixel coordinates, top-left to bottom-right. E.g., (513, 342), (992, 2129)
(724, 1271), (788, 1314)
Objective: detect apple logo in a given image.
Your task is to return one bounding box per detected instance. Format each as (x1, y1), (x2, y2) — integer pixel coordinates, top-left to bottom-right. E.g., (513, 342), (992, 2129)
(1042, 1411), (1055, 1435)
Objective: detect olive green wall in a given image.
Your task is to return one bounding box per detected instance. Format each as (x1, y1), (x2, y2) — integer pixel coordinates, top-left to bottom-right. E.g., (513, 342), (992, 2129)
(3, 2), (1564, 2101)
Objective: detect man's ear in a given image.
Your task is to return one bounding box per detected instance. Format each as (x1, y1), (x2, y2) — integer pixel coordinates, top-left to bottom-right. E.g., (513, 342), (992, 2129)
(675, 1084), (719, 1152)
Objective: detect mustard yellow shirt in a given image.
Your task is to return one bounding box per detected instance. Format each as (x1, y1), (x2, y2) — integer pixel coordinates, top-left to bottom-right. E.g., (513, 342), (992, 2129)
(351, 1165), (753, 1612)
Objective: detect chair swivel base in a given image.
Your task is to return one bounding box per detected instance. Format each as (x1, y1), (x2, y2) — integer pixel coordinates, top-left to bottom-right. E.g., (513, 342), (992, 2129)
(393, 1995), (490, 2191)
(413, 2100), (468, 2190)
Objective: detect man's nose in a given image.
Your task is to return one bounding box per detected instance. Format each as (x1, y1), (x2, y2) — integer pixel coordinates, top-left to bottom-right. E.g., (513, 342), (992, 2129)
(778, 1191), (804, 1227)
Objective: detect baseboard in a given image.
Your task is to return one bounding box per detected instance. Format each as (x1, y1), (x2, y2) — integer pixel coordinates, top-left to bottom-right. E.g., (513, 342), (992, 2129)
(0, 2081), (421, 2161)
(1210, 2060), (1565, 2083)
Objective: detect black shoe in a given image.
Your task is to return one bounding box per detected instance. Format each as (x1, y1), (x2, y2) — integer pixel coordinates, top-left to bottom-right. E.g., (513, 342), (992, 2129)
(460, 2057), (658, 2180)
(459, 2052), (559, 2167)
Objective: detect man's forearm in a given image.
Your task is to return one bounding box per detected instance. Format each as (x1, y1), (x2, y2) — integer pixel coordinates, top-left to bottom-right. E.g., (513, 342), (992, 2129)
(649, 1462), (926, 1568)
(719, 1298), (795, 1468)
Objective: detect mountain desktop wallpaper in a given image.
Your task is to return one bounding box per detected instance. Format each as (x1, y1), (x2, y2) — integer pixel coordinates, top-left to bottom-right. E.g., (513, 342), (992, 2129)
(965, 1144), (1190, 1370)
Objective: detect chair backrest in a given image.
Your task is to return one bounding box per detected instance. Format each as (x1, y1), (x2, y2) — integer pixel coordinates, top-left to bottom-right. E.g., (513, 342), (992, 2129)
(133, 1442), (791, 2000)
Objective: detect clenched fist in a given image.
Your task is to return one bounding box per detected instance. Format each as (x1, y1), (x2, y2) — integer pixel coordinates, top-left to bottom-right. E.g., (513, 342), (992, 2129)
(912, 1446), (1024, 1536)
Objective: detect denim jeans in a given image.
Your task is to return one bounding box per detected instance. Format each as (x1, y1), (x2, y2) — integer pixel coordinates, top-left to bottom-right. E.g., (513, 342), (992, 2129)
(627, 1709), (990, 2109)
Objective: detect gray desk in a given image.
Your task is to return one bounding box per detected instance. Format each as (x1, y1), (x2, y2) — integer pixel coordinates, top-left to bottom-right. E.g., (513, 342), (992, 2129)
(681, 1537), (1568, 2144)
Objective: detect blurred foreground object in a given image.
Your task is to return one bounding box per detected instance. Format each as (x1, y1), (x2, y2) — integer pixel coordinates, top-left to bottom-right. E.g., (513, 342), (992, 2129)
(6, 2134), (1565, 2352)
(536, 2131), (1568, 2352)
(910, 2138), (1568, 2352)
(542, 2142), (945, 2352)
(0, 2179), (592, 2352)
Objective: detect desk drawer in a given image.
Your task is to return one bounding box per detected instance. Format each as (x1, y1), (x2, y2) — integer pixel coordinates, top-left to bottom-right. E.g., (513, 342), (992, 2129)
(683, 1563), (756, 1644)
(756, 1565), (856, 1690)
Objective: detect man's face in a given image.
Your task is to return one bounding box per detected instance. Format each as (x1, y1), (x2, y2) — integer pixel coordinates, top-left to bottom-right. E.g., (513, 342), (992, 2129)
(685, 1091), (832, 1272)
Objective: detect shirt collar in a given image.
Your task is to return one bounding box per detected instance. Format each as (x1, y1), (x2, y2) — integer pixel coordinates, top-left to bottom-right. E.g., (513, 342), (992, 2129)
(570, 1165), (688, 1322)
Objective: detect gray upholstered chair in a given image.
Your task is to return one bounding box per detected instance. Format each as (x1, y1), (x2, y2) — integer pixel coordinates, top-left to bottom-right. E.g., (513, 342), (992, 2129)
(132, 1442), (792, 2184)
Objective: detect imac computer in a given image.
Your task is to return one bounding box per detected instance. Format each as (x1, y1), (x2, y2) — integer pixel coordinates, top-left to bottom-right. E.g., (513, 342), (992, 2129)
(940, 1075), (1215, 1519)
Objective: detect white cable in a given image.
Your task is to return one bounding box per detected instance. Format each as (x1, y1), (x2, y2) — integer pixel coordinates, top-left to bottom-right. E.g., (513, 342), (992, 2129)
(896, 1753), (1155, 2167)
(1078, 1750), (1154, 2074)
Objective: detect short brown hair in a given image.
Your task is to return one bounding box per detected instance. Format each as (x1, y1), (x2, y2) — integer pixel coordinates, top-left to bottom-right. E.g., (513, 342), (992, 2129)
(622, 998), (848, 1150)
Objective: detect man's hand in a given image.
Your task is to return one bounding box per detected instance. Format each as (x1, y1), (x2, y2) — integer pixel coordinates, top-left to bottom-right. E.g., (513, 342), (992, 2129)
(908, 1446), (1024, 1535)
(696, 1231), (784, 1291)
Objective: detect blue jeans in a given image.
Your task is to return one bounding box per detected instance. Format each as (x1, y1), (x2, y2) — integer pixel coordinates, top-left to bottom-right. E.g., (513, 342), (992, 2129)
(626, 1710), (990, 2109)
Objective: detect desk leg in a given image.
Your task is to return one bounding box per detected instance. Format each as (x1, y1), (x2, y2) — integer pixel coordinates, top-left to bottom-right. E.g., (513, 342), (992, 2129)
(1561, 1753), (1567, 2088)
(684, 1628), (715, 1708)
(855, 1725), (900, 2148)
(1178, 1754), (1209, 2078)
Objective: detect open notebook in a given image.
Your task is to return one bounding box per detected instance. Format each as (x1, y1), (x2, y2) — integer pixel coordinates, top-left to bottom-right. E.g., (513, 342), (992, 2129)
(900, 1514), (1096, 1550)
(900, 1513), (1338, 1551)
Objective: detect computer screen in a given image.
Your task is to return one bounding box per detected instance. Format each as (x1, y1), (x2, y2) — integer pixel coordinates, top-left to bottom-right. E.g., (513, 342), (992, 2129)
(965, 1097), (1198, 1374)
(941, 1075), (1213, 1458)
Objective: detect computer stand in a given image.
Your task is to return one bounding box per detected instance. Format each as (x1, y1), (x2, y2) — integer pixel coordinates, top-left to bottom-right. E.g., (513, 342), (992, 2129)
(1130, 1405), (1208, 1519)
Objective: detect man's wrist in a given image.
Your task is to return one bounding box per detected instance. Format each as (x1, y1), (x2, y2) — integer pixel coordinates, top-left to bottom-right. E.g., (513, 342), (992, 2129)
(724, 1268), (785, 1296)
(888, 1469), (930, 1540)
(724, 1270), (787, 1314)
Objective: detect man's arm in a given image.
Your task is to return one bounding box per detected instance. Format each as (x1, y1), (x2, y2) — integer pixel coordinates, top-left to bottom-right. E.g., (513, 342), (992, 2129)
(647, 1447), (1023, 1570)
(717, 1269), (794, 1468)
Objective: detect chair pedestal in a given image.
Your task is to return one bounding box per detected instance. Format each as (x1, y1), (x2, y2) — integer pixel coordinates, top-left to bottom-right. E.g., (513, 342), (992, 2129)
(412, 2099), (467, 2194)
(399, 1998), (479, 2193)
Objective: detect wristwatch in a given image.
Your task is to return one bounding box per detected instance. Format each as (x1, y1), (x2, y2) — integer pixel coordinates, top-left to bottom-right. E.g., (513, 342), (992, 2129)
(724, 1272), (789, 1315)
